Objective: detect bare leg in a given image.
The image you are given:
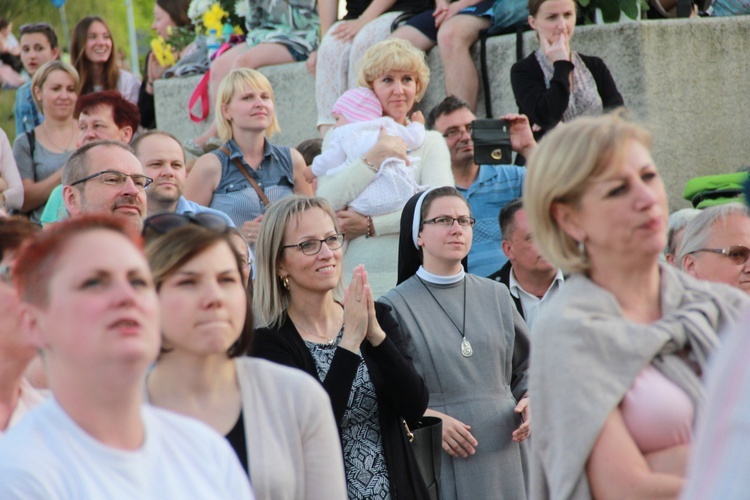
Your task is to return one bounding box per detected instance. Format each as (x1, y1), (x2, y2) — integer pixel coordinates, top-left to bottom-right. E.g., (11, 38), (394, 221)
(390, 25), (437, 52)
(436, 15), (490, 112)
(195, 43), (294, 146)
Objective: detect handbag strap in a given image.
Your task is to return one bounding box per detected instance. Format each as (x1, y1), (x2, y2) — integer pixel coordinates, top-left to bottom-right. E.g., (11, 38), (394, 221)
(188, 71), (211, 123)
(219, 147), (272, 208)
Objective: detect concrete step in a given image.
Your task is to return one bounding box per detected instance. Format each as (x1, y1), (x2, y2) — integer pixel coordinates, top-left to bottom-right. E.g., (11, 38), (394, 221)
(155, 16), (750, 209)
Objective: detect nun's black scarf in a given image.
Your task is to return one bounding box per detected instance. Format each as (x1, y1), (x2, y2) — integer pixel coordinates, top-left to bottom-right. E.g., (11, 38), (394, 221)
(396, 190), (469, 286)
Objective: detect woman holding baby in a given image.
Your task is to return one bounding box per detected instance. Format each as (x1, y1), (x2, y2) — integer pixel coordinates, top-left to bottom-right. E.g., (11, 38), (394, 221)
(316, 38), (453, 298)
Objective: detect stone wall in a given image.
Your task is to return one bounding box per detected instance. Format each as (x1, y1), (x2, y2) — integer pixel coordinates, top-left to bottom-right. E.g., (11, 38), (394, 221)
(155, 17), (750, 209)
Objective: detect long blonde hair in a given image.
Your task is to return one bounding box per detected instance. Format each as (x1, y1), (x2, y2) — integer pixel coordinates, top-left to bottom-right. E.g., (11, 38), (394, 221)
(253, 196), (343, 328)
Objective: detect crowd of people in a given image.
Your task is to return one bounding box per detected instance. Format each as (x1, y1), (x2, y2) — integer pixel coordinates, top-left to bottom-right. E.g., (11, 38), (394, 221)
(1, 0), (750, 498)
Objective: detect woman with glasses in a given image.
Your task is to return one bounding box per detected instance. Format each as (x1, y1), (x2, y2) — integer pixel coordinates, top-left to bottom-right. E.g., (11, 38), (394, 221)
(143, 216), (347, 499)
(251, 195), (431, 499)
(13, 60), (79, 224)
(380, 186), (531, 499)
(523, 113), (750, 499)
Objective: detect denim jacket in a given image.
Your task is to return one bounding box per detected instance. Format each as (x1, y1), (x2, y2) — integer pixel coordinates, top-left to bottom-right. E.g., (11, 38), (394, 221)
(14, 82), (43, 135)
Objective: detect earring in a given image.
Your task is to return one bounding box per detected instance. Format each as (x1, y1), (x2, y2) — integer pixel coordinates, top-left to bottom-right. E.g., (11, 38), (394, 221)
(281, 276), (290, 289)
(577, 239), (586, 257)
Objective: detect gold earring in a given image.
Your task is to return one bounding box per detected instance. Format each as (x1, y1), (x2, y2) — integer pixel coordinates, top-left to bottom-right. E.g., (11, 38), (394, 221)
(281, 276), (290, 289)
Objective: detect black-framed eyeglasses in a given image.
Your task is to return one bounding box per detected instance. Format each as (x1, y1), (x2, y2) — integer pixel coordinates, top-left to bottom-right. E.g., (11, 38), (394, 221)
(142, 212), (230, 236)
(70, 170), (153, 190)
(0, 265), (11, 285)
(422, 216), (476, 228)
(689, 245), (750, 265)
(442, 124), (472, 140)
(282, 233), (345, 256)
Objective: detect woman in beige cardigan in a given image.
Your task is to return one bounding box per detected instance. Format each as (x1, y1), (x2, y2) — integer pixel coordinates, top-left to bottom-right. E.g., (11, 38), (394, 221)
(143, 218), (346, 500)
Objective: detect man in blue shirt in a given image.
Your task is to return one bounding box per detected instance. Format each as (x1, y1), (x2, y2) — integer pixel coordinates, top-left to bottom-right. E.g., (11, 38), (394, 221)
(427, 96), (529, 277)
(132, 130), (234, 227)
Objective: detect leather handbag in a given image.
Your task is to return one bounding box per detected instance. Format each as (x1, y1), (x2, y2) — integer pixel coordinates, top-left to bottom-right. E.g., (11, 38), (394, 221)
(471, 119), (512, 165)
(403, 416), (442, 500)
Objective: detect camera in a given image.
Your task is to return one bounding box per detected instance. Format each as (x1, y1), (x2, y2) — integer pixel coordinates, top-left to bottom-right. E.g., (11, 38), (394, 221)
(471, 119), (512, 165)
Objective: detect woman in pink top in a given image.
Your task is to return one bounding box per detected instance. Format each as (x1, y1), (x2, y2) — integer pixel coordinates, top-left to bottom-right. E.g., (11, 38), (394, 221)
(523, 113), (750, 500)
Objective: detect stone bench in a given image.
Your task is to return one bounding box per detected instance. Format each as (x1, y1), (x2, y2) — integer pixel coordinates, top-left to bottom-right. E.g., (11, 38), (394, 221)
(155, 16), (750, 209)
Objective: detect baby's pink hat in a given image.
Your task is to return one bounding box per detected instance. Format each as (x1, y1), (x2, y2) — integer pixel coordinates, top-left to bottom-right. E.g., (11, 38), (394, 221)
(332, 87), (383, 123)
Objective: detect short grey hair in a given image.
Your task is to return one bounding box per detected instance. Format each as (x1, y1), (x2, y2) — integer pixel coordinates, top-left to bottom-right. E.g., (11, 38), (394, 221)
(677, 203), (750, 267)
(665, 208), (701, 257)
(62, 140), (136, 187)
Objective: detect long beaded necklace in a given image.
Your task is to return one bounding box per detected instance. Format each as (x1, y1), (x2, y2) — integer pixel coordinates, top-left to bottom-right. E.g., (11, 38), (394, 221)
(417, 276), (473, 358)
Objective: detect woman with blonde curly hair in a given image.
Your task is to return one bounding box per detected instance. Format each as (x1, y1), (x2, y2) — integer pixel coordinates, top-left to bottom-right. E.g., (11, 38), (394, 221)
(316, 38), (453, 298)
(184, 68), (312, 247)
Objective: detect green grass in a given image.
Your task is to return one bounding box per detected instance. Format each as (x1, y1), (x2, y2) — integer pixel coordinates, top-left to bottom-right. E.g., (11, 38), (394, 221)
(0, 89), (16, 143)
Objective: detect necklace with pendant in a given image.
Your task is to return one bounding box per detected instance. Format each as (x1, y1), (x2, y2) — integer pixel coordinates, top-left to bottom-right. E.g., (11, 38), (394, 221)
(417, 276), (472, 358)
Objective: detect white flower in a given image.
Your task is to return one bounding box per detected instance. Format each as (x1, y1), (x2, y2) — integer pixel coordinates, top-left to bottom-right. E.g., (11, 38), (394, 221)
(188, 0), (213, 22)
(234, 0), (250, 18)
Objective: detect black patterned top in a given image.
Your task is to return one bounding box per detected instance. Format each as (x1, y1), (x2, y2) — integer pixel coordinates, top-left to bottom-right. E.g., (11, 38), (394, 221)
(305, 330), (391, 499)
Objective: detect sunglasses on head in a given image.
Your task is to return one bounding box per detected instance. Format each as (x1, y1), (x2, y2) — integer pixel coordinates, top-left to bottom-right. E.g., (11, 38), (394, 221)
(142, 212), (230, 236)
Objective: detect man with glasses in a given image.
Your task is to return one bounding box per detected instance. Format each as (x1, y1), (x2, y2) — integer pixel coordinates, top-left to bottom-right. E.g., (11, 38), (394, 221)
(426, 96), (534, 277)
(62, 140), (150, 232)
(40, 91), (142, 225)
(679, 203), (750, 293)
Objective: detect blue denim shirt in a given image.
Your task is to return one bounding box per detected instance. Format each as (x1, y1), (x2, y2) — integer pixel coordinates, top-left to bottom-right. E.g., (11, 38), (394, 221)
(14, 82), (43, 135)
(209, 139), (294, 228)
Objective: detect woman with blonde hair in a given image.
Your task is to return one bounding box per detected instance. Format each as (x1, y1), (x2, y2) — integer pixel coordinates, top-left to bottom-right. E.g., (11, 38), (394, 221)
(12, 60), (79, 223)
(524, 113), (750, 499)
(143, 217), (346, 499)
(251, 195), (430, 499)
(70, 16), (140, 104)
(185, 68), (312, 247)
(316, 38), (453, 298)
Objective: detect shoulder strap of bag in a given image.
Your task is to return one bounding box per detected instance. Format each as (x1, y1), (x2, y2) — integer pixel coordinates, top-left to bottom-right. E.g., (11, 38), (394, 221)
(26, 130), (37, 182)
(219, 147), (272, 208)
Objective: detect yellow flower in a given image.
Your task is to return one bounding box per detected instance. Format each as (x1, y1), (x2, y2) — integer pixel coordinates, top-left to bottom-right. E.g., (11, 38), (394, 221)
(203, 3), (228, 34)
(233, 25), (243, 35)
(150, 37), (176, 67)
